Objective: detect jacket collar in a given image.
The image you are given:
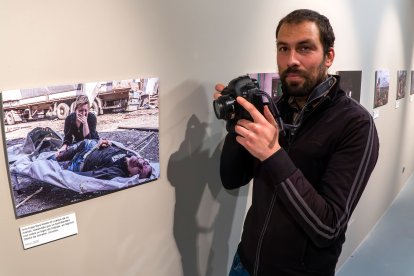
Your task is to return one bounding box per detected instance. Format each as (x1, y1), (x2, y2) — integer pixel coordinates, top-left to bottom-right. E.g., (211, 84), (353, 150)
(307, 75), (337, 105)
(281, 74), (339, 108)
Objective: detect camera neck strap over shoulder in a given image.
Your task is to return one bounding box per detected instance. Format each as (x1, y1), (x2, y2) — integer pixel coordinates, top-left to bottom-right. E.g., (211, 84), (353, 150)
(282, 75), (337, 135)
(307, 75), (337, 105)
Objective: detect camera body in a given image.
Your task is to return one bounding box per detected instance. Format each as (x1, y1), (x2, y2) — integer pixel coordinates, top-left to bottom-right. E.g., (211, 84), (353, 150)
(213, 75), (264, 132)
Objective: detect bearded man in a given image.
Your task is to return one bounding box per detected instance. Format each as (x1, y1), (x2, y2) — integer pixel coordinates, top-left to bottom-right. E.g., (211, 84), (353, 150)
(214, 9), (379, 276)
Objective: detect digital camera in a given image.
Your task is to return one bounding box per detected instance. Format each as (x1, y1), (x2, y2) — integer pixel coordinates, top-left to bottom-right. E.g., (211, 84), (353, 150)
(213, 75), (264, 132)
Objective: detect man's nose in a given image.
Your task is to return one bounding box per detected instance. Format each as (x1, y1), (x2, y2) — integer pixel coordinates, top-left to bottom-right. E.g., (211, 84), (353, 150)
(287, 50), (300, 67)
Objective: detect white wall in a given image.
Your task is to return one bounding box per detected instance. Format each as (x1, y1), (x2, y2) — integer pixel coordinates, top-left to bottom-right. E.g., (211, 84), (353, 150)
(0, 0), (413, 275)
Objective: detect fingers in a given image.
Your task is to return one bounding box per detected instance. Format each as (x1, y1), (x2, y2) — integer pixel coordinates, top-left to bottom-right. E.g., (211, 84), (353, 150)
(236, 96), (265, 123)
(215, 83), (225, 92)
(264, 106), (278, 129)
(235, 118), (255, 133)
(214, 83), (225, 100)
(77, 115), (85, 123)
(78, 116), (87, 124)
(232, 100), (281, 161)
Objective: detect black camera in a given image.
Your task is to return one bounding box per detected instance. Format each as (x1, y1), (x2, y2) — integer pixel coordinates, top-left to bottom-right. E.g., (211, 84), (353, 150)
(213, 75), (264, 132)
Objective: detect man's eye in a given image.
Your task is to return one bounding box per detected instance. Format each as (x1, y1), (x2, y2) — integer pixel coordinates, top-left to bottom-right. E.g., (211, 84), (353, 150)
(299, 46), (311, 52)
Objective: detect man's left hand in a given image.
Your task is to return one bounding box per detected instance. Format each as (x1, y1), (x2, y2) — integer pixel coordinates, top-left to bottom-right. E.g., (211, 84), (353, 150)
(234, 96), (281, 161)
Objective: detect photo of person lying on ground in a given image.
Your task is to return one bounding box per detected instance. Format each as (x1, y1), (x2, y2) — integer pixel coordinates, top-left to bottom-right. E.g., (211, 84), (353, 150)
(54, 138), (152, 180)
(6, 125), (159, 217)
(8, 126), (158, 190)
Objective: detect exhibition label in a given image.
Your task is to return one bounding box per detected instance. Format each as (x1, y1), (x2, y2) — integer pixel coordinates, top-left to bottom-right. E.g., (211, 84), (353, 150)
(19, 213), (78, 249)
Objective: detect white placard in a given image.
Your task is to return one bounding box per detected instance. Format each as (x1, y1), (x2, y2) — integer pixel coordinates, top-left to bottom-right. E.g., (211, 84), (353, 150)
(372, 109), (380, 119)
(19, 213), (78, 249)
(395, 100), (400, 109)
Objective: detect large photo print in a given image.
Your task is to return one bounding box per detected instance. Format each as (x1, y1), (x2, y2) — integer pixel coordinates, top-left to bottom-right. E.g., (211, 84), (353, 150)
(2, 78), (160, 218)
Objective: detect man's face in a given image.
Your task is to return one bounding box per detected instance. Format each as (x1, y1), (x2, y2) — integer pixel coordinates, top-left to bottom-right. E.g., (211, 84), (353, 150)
(127, 156), (152, 179)
(276, 21), (334, 97)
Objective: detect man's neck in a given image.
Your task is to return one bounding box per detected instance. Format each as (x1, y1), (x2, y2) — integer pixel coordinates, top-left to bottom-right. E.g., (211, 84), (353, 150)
(293, 96), (308, 110)
(291, 75), (334, 110)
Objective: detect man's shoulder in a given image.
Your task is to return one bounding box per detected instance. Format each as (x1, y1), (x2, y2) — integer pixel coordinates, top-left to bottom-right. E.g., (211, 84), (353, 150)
(334, 94), (373, 122)
(64, 113), (76, 127)
(66, 112), (76, 120)
(87, 112), (97, 120)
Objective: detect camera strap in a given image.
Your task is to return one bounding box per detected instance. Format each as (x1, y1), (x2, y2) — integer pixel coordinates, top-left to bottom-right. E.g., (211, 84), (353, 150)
(283, 75), (337, 135)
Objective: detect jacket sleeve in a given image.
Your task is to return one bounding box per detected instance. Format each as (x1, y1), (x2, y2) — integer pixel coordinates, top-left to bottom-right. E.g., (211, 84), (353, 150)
(265, 116), (379, 247)
(62, 114), (74, 146)
(220, 132), (255, 189)
(85, 113), (99, 140)
(76, 166), (126, 180)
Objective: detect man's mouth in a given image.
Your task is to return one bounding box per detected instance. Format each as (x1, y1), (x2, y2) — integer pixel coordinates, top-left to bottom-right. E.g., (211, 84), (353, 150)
(282, 68), (304, 80)
(286, 73), (303, 81)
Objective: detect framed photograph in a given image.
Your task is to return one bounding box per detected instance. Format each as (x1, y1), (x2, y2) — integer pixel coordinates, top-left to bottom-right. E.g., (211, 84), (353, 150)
(374, 70), (389, 108)
(396, 70), (407, 100)
(1, 77), (160, 218)
(248, 72), (281, 101)
(410, 71), (414, 95)
(336, 70), (362, 102)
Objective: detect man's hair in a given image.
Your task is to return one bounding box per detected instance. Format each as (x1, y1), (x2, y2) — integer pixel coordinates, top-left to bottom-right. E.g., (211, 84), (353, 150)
(275, 9), (335, 55)
(75, 95), (90, 111)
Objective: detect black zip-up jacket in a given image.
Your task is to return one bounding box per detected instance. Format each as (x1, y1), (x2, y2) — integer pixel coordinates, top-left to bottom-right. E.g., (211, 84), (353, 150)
(76, 145), (132, 180)
(220, 76), (379, 275)
(63, 112), (99, 146)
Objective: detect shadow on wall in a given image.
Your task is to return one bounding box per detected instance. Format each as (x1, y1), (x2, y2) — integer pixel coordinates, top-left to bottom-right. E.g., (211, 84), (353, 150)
(167, 82), (243, 276)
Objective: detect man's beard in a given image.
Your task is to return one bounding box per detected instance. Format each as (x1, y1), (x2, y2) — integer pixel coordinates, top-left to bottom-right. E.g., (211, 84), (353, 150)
(280, 62), (327, 97)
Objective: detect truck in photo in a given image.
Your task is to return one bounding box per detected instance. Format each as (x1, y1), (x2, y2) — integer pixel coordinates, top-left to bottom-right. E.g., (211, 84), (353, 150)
(1, 78), (159, 125)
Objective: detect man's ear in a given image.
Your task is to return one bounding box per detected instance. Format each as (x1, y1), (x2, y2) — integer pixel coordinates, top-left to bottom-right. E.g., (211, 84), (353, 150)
(324, 47), (335, 68)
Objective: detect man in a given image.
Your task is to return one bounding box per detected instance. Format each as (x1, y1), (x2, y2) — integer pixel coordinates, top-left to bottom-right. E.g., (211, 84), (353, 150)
(56, 138), (153, 180)
(215, 9), (379, 276)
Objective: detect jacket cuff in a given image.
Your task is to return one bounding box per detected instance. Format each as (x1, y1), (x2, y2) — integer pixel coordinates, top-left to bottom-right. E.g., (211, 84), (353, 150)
(262, 149), (297, 185)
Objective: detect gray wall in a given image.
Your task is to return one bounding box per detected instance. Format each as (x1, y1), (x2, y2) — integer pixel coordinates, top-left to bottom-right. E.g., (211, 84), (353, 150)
(0, 0), (413, 275)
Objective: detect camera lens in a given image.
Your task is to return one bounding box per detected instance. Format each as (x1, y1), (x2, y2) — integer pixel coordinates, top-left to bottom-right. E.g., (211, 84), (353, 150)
(213, 100), (224, 119)
(213, 95), (236, 120)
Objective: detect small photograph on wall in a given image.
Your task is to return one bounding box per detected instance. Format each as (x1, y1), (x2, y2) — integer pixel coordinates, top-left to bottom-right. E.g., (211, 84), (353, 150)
(374, 70), (389, 108)
(1, 78), (160, 218)
(248, 72), (281, 101)
(410, 71), (414, 95)
(396, 70), (407, 100)
(336, 70), (362, 102)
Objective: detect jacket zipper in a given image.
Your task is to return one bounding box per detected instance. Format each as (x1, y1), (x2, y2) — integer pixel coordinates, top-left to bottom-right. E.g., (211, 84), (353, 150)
(286, 97), (330, 152)
(253, 190), (278, 276)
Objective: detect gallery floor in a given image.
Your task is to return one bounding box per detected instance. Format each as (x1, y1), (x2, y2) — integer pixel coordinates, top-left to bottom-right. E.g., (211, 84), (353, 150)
(337, 175), (414, 276)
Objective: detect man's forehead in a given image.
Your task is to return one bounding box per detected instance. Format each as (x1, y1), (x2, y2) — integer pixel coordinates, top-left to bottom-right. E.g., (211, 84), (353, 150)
(276, 21), (320, 43)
